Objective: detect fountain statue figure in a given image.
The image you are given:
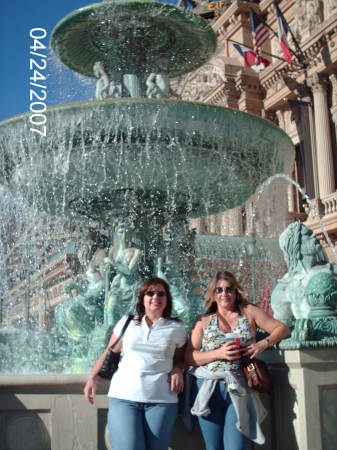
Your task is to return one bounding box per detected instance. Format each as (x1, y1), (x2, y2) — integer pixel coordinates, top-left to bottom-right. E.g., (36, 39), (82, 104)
(156, 217), (204, 327)
(55, 228), (109, 365)
(146, 73), (170, 99)
(271, 222), (337, 328)
(93, 61), (122, 99)
(104, 219), (142, 326)
(93, 61), (110, 100)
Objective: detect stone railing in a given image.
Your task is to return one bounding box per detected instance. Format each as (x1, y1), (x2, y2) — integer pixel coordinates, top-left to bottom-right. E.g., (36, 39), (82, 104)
(322, 191), (337, 216)
(1, 348), (336, 450)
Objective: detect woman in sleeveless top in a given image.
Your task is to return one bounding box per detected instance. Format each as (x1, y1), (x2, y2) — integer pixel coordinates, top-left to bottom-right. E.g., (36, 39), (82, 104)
(185, 271), (290, 450)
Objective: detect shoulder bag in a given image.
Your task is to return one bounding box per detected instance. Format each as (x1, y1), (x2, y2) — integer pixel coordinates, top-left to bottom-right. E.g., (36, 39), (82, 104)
(98, 315), (133, 379)
(242, 358), (272, 394)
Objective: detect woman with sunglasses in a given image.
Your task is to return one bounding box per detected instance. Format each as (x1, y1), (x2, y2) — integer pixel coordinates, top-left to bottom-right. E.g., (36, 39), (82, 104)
(84, 277), (186, 450)
(185, 271), (289, 450)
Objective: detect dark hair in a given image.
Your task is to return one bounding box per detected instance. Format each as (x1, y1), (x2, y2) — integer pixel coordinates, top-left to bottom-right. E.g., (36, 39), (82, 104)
(204, 271), (247, 314)
(135, 277), (173, 323)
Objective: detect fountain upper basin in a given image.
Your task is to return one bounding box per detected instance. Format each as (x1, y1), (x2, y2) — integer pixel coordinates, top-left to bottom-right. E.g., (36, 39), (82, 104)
(51, 0), (217, 78)
(0, 98), (294, 220)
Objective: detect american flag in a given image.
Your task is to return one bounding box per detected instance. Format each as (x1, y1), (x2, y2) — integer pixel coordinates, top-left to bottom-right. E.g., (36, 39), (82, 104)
(250, 10), (269, 53)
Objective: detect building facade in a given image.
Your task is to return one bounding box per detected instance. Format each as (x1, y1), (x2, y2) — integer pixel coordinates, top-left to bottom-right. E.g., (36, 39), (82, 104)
(176, 0), (337, 260)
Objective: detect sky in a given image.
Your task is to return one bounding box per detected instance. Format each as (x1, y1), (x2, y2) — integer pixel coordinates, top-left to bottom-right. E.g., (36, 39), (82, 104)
(0, 0), (179, 122)
(0, 1), (98, 122)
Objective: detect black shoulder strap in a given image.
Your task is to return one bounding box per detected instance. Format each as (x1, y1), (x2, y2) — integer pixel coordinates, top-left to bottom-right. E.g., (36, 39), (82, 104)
(109, 315), (133, 351)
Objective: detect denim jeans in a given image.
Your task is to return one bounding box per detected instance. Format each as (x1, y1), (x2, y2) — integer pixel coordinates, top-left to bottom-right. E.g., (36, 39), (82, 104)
(108, 397), (179, 450)
(194, 378), (249, 450)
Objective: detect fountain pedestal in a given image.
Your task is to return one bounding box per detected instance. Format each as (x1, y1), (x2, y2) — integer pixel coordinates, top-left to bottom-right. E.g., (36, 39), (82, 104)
(1, 349), (336, 450)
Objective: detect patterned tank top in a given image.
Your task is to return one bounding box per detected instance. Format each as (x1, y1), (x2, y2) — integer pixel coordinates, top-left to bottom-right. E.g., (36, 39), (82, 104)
(201, 313), (254, 372)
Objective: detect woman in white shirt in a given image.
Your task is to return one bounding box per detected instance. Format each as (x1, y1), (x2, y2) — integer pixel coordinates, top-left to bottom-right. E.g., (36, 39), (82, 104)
(84, 277), (187, 450)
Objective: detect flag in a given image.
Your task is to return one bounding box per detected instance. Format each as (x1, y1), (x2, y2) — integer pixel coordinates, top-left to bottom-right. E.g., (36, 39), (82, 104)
(276, 4), (292, 63)
(233, 43), (270, 72)
(250, 10), (269, 53)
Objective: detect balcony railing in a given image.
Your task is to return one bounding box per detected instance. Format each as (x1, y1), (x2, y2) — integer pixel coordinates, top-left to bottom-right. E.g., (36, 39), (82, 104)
(322, 191), (337, 216)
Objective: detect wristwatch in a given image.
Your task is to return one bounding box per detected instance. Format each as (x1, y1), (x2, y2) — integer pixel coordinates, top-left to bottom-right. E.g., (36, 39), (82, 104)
(265, 337), (272, 347)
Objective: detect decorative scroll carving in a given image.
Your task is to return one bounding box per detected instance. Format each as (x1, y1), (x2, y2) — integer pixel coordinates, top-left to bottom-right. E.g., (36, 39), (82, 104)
(276, 109), (293, 133)
(326, 0), (337, 19)
(174, 62), (226, 101)
(307, 73), (329, 94)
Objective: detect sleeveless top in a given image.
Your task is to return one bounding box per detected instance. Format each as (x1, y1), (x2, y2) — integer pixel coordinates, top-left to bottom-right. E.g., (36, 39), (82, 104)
(201, 313), (254, 373)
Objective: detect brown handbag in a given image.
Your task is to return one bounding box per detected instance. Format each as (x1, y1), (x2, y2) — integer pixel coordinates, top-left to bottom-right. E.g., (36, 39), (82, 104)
(242, 358), (272, 394)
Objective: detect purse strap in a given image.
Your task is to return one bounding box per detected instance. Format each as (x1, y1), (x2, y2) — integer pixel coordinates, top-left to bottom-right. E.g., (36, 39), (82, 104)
(108, 315), (133, 351)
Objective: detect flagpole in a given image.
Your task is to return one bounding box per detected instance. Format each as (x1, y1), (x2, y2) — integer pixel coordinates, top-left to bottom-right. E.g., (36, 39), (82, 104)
(246, 2), (307, 68)
(274, 1), (307, 65)
(228, 38), (288, 63)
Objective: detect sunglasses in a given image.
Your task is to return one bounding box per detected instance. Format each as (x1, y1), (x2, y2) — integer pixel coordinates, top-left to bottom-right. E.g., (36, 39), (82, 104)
(145, 291), (167, 297)
(215, 287), (235, 294)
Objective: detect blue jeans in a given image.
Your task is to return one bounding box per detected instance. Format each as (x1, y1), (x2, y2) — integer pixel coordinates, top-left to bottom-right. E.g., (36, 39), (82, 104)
(108, 397), (178, 450)
(194, 379), (248, 450)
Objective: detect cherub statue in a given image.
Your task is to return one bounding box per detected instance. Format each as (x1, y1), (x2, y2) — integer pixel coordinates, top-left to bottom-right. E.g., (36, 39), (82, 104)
(93, 61), (110, 100)
(104, 219), (142, 326)
(146, 73), (170, 99)
(109, 80), (122, 99)
(271, 222), (337, 327)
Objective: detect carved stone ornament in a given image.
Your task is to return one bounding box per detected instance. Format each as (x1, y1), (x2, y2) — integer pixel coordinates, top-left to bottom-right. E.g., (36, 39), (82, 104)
(276, 110), (292, 133)
(307, 73), (329, 94)
(329, 73), (337, 107)
(175, 63), (225, 101)
(0, 413), (50, 450)
(326, 0), (337, 17)
(293, 0), (322, 41)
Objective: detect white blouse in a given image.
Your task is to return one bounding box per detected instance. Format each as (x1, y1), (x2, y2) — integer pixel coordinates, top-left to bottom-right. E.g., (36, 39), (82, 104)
(108, 315), (187, 403)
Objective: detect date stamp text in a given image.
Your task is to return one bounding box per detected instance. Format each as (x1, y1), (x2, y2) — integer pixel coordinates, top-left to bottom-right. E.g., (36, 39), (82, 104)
(29, 28), (47, 136)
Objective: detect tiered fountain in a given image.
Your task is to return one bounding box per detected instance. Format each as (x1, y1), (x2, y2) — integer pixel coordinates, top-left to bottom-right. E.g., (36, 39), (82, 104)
(0, 0), (294, 375)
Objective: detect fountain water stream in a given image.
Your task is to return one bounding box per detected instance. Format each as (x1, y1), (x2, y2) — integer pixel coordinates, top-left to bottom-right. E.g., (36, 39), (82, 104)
(250, 173), (337, 264)
(0, 0), (294, 373)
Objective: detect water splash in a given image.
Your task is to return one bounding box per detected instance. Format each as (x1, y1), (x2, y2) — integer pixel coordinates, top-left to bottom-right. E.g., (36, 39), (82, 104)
(249, 173), (337, 264)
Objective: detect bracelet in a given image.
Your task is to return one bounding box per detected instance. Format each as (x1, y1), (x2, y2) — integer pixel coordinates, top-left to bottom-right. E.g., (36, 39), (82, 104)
(265, 337), (272, 347)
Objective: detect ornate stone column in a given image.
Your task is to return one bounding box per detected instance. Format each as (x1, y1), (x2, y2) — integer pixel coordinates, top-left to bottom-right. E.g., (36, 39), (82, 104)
(308, 74), (336, 198)
(39, 296), (46, 329)
(227, 207), (243, 236)
(220, 210), (230, 235)
(220, 78), (239, 109)
(288, 184), (295, 213)
(235, 72), (264, 116)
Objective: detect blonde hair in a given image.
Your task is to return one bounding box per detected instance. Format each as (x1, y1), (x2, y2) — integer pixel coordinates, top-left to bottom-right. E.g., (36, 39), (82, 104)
(205, 271), (247, 314)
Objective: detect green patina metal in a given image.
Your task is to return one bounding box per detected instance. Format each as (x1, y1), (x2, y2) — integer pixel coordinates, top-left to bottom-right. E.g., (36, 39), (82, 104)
(307, 271), (337, 318)
(51, 1), (217, 78)
(0, 99), (294, 219)
(278, 268), (337, 349)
